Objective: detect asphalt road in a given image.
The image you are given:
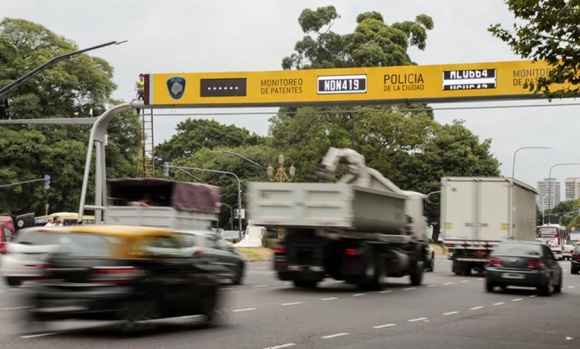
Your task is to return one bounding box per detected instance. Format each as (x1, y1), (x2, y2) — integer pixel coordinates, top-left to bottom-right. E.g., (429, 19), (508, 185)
(1, 256), (579, 349)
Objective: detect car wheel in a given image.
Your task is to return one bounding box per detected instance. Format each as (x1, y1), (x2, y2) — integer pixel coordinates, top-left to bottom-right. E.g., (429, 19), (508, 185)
(554, 274), (562, 293)
(118, 300), (159, 333)
(293, 279), (317, 288)
(485, 280), (495, 293)
(425, 254), (434, 272)
(539, 277), (553, 297)
(572, 268), (578, 275)
(232, 262), (245, 285)
(6, 277), (22, 287)
(201, 287), (223, 328)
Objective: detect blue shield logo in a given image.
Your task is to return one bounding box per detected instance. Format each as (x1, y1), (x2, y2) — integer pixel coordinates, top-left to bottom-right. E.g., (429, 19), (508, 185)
(167, 77), (186, 100)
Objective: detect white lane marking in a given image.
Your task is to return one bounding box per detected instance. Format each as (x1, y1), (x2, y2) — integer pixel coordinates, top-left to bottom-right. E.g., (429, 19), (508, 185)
(476, 278), (484, 281)
(352, 293), (366, 297)
(2, 306), (32, 310)
(443, 311), (459, 316)
(282, 302), (302, 306)
(493, 302), (505, 306)
(566, 336), (573, 340)
(443, 282), (454, 285)
(233, 308), (257, 313)
(408, 317), (428, 322)
(264, 343), (296, 349)
(512, 298), (523, 302)
(470, 306), (484, 310)
(179, 315), (203, 319)
(427, 284), (436, 288)
(403, 287), (416, 291)
(568, 286), (576, 289)
(21, 332), (59, 339)
(460, 280), (470, 283)
(321, 297), (338, 301)
(373, 323), (396, 329)
(253, 284), (270, 288)
(529, 295), (537, 298)
(379, 290), (393, 294)
(321, 333), (349, 339)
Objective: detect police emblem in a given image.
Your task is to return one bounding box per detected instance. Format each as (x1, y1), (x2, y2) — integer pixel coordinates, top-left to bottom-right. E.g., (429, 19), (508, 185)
(166, 77), (186, 100)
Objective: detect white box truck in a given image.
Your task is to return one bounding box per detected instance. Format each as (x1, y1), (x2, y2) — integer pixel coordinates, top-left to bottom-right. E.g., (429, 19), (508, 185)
(440, 177), (537, 275)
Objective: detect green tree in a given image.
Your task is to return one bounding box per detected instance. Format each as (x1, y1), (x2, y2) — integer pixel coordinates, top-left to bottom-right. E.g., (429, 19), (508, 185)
(489, 0), (580, 98)
(0, 18), (140, 215)
(154, 118), (268, 164)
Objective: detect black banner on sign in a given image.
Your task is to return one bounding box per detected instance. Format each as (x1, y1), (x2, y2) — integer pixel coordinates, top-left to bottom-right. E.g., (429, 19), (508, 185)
(317, 75), (367, 94)
(442, 69), (497, 91)
(201, 78), (247, 97)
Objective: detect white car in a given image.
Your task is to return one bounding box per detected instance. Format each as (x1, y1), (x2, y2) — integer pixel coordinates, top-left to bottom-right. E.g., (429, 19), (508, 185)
(562, 244), (575, 260)
(1, 227), (64, 287)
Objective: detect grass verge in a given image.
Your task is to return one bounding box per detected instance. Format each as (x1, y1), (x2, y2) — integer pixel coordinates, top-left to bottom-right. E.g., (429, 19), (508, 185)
(235, 247), (273, 262)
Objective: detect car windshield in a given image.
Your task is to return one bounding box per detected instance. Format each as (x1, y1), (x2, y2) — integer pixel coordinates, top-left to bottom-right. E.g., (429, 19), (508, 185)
(14, 229), (66, 245)
(57, 233), (119, 257)
(493, 243), (542, 256)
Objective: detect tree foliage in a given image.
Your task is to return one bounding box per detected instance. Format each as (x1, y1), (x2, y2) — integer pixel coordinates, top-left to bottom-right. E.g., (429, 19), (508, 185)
(0, 18), (140, 215)
(489, 0), (580, 98)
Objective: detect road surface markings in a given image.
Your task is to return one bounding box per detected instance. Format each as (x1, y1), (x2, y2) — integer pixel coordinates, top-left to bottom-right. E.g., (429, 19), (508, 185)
(568, 286), (576, 289)
(408, 317), (429, 322)
(512, 298), (523, 302)
(379, 290), (393, 294)
(426, 284), (436, 288)
(373, 323), (396, 329)
(253, 284), (270, 288)
(21, 332), (59, 339)
(282, 302), (302, 306)
(322, 333), (349, 339)
(443, 282), (454, 285)
(443, 311), (459, 316)
(470, 306), (484, 310)
(2, 306), (32, 310)
(493, 302), (505, 306)
(461, 280), (471, 283)
(320, 297), (338, 301)
(529, 295), (537, 298)
(403, 287), (416, 291)
(476, 278), (484, 281)
(352, 293), (366, 297)
(264, 343), (296, 349)
(233, 308), (257, 313)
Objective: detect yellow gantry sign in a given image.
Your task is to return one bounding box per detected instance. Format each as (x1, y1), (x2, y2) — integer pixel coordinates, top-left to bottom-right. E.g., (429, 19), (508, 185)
(144, 60), (556, 108)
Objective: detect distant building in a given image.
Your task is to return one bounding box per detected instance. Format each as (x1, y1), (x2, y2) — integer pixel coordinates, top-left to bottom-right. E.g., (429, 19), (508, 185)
(537, 178), (560, 210)
(565, 178), (580, 201)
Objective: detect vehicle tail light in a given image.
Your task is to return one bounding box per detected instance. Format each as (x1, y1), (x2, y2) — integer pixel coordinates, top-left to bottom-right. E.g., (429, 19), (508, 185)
(572, 253), (580, 260)
(527, 260), (544, 269)
(272, 245), (286, 254)
(345, 248), (361, 256)
(90, 266), (141, 285)
(460, 243), (471, 248)
(445, 243), (454, 248)
(193, 250), (204, 256)
(488, 257), (503, 267)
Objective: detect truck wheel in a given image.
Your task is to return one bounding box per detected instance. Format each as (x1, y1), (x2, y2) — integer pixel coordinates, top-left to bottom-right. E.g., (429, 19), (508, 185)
(371, 256), (387, 291)
(410, 261), (424, 286)
(293, 280), (317, 288)
(358, 249), (377, 290)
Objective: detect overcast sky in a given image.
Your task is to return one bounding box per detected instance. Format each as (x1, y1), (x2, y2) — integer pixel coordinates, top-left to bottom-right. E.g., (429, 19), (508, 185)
(3, 0), (579, 199)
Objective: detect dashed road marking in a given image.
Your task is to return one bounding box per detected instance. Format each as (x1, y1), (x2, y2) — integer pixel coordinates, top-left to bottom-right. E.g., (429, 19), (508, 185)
(443, 282), (454, 285)
(470, 306), (484, 310)
(529, 295), (537, 298)
(460, 280), (470, 283)
(21, 332), (59, 339)
(282, 302), (302, 306)
(321, 297), (338, 301)
(512, 298), (523, 302)
(427, 284), (436, 288)
(408, 317), (428, 322)
(403, 287), (416, 291)
(493, 302), (505, 306)
(233, 308), (257, 313)
(264, 343), (296, 349)
(2, 306), (31, 311)
(253, 284), (270, 288)
(322, 333), (349, 339)
(373, 323), (396, 329)
(568, 286), (576, 289)
(443, 311), (459, 316)
(353, 293), (366, 297)
(379, 290), (393, 294)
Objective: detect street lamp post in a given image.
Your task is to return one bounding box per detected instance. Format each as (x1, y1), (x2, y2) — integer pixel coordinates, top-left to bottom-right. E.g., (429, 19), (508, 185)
(547, 163), (580, 224)
(267, 154), (296, 182)
(163, 163), (243, 239)
(512, 146), (551, 179)
(221, 150), (267, 170)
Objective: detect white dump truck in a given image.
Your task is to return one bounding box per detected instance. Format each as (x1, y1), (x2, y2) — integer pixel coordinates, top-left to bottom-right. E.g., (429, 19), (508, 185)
(248, 147), (430, 290)
(440, 177), (537, 275)
(104, 178), (221, 229)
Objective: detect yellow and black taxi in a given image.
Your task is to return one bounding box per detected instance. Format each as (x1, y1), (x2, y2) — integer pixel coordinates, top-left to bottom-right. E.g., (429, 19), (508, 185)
(28, 225), (221, 331)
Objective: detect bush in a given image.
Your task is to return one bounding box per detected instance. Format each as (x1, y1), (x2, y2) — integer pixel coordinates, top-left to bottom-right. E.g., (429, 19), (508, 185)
(261, 236), (276, 248)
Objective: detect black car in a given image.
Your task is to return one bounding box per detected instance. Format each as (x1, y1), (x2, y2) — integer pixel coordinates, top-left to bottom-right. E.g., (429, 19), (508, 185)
(485, 241), (562, 296)
(27, 225), (222, 333)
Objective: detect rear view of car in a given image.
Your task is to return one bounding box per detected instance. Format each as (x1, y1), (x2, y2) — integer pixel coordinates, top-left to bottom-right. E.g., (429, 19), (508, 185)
(28, 225), (221, 333)
(570, 244), (580, 274)
(485, 241), (562, 296)
(1, 227), (65, 287)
